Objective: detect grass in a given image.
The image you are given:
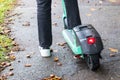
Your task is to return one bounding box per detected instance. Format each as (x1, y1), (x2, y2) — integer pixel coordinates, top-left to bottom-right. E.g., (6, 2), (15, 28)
(0, 0), (16, 23)
(0, 0), (16, 61)
(0, 35), (13, 61)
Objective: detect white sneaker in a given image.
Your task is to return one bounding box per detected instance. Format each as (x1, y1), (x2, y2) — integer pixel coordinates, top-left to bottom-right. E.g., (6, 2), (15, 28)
(39, 46), (51, 58)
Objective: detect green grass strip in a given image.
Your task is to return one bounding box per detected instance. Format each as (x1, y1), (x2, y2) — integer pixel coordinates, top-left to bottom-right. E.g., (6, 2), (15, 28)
(0, 0), (16, 61)
(0, 0), (16, 23)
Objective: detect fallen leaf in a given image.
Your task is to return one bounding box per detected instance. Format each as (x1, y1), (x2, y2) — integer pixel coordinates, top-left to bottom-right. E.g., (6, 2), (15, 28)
(25, 64), (32, 67)
(1, 62), (6, 66)
(10, 51), (15, 54)
(9, 55), (16, 60)
(50, 74), (55, 78)
(55, 76), (62, 80)
(6, 63), (11, 67)
(57, 42), (67, 46)
(11, 46), (20, 51)
(10, 37), (15, 40)
(9, 67), (14, 71)
(26, 55), (31, 58)
(8, 18), (13, 22)
(4, 29), (11, 34)
(42, 75), (62, 80)
(54, 57), (59, 62)
(110, 53), (116, 57)
(109, 48), (118, 53)
(12, 41), (19, 46)
(109, 0), (117, 2)
(0, 74), (7, 80)
(8, 72), (14, 76)
(57, 62), (62, 66)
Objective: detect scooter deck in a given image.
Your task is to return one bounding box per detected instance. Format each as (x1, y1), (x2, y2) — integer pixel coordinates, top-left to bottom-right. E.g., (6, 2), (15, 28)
(62, 29), (82, 55)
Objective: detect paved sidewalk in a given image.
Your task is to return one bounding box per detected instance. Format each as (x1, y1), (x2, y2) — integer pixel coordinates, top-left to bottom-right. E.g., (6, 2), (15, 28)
(1, 0), (120, 80)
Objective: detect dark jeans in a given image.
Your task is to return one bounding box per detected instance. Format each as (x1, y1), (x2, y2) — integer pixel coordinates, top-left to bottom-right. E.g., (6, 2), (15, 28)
(37, 0), (81, 48)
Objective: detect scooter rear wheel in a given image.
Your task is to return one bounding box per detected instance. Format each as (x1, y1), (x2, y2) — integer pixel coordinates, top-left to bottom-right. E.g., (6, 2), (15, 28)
(85, 54), (100, 71)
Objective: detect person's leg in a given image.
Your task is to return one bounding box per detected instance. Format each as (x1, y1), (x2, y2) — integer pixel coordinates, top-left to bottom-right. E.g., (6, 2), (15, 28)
(64, 0), (82, 29)
(36, 0), (52, 57)
(37, 0), (52, 48)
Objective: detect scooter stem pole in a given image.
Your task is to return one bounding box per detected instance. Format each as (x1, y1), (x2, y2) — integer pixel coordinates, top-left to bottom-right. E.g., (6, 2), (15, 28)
(62, 0), (82, 29)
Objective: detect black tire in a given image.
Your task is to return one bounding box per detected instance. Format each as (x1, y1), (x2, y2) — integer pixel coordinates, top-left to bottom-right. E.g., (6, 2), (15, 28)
(85, 54), (100, 71)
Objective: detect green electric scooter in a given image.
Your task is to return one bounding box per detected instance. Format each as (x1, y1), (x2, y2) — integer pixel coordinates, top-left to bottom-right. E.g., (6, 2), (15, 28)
(62, 0), (103, 71)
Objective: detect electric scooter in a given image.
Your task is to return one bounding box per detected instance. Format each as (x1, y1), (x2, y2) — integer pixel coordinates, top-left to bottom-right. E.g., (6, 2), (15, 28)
(62, 0), (103, 71)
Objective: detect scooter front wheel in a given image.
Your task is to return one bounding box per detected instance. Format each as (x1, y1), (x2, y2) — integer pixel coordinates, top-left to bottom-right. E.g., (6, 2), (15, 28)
(84, 54), (100, 71)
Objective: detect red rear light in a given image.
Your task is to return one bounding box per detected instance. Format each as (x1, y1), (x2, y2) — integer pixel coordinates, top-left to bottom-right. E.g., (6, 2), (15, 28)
(87, 37), (96, 44)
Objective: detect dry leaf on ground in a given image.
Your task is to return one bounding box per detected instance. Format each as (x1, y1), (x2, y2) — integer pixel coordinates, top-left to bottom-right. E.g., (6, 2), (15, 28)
(109, 48), (118, 53)
(5, 63), (11, 67)
(4, 29), (11, 34)
(12, 41), (19, 46)
(57, 42), (67, 46)
(10, 51), (15, 54)
(57, 62), (62, 66)
(8, 72), (14, 76)
(11, 46), (20, 52)
(9, 55), (16, 60)
(109, 0), (117, 2)
(110, 53), (116, 57)
(54, 57), (59, 62)
(50, 74), (55, 78)
(9, 67), (14, 71)
(24, 64), (32, 67)
(42, 74), (62, 80)
(0, 74), (7, 80)
(26, 55), (31, 58)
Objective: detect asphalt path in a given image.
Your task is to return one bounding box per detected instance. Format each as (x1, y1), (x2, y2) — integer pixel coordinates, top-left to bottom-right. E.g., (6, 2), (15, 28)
(1, 0), (120, 80)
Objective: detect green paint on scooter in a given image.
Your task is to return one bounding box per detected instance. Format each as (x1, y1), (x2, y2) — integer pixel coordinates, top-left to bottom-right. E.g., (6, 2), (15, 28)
(62, 0), (83, 56)
(62, 30), (83, 55)
(62, 0), (66, 18)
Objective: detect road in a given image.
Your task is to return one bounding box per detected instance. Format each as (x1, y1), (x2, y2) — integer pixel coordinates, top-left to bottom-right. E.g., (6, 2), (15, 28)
(1, 0), (120, 80)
